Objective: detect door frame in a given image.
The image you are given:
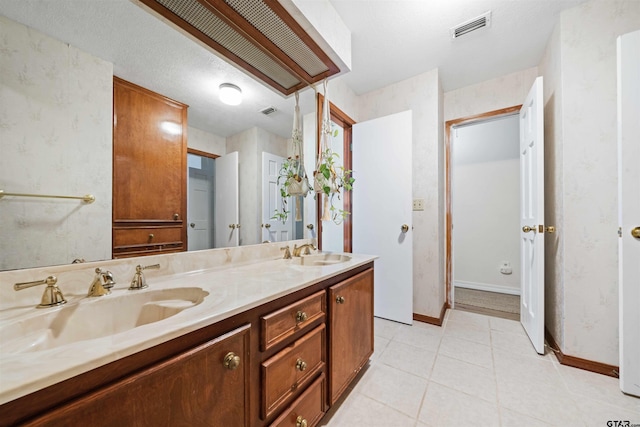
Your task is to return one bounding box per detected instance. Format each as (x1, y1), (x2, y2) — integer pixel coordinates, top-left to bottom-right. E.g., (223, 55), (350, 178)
(316, 94), (356, 252)
(444, 105), (521, 305)
(186, 148), (219, 250)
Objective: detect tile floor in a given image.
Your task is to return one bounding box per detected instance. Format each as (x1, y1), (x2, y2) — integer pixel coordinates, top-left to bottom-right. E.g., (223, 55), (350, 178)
(319, 309), (640, 427)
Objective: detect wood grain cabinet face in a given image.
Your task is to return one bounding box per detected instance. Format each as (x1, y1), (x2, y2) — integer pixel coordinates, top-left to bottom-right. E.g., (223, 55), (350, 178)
(23, 324), (251, 427)
(268, 374), (326, 427)
(112, 77), (187, 258)
(261, 324), (326, 419)
(328, 268), (374, 405)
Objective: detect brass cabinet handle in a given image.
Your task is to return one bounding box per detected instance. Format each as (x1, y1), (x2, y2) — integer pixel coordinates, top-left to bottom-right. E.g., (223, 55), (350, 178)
(632, 227), (640, 239)
(296, 310), (308, 323)
(296, 416), (308, 427)
(173, 213), (179, 220)
(148, 233), (154, 240)
(336, 295), (345, 304)
(223, 352), (240, 370)
(522, 225), (536, 233)
(295, 358), (307, 371)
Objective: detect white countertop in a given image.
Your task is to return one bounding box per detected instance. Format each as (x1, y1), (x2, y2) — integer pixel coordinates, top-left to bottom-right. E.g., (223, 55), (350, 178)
(0, 253), (376, 405)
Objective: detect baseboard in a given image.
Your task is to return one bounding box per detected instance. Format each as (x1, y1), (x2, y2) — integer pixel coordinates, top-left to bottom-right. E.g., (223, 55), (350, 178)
(414, 302), (449, 327)
(545, 328), (619, 378)
(454, 280), (520, 296)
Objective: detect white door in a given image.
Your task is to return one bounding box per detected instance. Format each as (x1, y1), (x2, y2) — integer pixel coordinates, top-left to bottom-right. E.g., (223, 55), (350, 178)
(187, 154), (214, 251)
(519, 76), (545, 354)
(353, 110), (413, 325)
(262, 152), (293, 242)
(214, 151), (239, 248)
(617, 30), (640, 398)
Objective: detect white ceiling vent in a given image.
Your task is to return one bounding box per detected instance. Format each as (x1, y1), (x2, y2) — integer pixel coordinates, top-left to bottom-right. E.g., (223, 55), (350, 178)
(259, 106), (277, 115)
(450, 11), (492, 39)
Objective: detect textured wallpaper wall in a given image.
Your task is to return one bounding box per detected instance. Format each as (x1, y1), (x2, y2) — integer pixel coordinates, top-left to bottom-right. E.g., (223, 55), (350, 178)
(0, 16), (113, 270)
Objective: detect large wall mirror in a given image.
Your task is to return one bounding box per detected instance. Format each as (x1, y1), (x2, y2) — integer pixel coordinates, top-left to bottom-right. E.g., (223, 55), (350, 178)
(0, 0), (320, 271)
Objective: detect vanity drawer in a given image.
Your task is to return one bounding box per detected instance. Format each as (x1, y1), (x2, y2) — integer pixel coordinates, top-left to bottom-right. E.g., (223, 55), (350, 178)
(261, 290), (326, 351)
(262, 324), (325, 419)
(113, 226), (182, 246)
(269, 374), (326, 427)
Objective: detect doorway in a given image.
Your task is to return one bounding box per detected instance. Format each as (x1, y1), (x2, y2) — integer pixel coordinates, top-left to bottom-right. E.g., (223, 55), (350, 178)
(446, 106), (522, 317)
(187, 151), (216, 251)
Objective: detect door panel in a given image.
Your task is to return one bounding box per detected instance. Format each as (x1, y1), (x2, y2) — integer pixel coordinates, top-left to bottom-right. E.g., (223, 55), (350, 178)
(262, 152), (293, 242)
(215, 152), (239, 248)
(188, 154), (214, 251)
(353, 110), (413, 324)
(617, 30), (640, 397)
(519, 76), (545, 354)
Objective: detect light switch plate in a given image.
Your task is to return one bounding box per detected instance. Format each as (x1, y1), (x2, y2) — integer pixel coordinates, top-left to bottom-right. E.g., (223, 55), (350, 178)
(413, 199), (425, 211)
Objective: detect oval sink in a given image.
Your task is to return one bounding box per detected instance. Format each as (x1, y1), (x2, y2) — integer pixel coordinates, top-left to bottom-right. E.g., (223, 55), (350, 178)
(0, 287), (208, 354)
(292, 253), (352, 266)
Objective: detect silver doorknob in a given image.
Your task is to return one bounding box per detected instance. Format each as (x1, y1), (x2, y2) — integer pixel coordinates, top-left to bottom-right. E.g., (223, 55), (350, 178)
(401, 224), (409, 233)
(189, 223), (195, 228)
(632, 227), (640, 239)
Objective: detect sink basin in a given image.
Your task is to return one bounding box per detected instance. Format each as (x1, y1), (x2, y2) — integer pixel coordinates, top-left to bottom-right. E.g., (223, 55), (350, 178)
(292, 253), (352, 266)
(0, 287), (208, 354)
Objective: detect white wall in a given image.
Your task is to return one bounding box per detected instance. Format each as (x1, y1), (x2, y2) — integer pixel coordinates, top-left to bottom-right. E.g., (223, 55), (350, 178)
(452, 115), (520, 294)
(188, 126), (226, 156)
(0, 16), (113, 270)
(540, 0), (640, 366)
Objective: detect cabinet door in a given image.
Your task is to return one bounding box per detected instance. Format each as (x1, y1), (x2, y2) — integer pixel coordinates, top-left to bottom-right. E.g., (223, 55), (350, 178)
(25, 325), (251, 427)
(113, 77), (187, 223)
(328, 268), (374, 404)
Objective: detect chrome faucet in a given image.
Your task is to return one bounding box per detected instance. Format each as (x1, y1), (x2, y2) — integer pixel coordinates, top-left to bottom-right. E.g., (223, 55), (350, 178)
(293, 243), (317, 257)
(88, 268), (116, 297)
(129, 264), (160, 290)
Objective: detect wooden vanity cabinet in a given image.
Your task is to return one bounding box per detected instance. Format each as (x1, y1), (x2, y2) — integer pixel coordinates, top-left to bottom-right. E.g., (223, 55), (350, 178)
(328, 268), (374, 404)
(22, 324), (251, 427)
(112, 77), (188, 258)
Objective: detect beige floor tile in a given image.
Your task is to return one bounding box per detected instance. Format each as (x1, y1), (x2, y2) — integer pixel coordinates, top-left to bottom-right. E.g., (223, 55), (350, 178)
(493, 346), (558, 385)
(355, 363), (428, 418)
(443, 319), (491, 345)
(438, 335), (493, 369)
(556, 363), (640, 414)
(320, 392), (417, 427)
(496, 375), (585, 425)
(491, 329), (539, 357)
(489, 316), (525, 335)
(418, 382), (500, 427)
(393, 324), (443, 352)
(499, 408), (552, 427)
(371, 336), (390, 362)
(430, 354), (497, 404)
(574, 396), (640, 425)
(447, 309), (491, 329)
(378, 339), (437, 379)
(374, 316), (402, 340)
(411, 319), (445, 334)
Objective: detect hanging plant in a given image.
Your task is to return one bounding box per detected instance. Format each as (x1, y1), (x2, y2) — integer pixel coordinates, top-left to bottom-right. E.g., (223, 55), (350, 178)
(313, 80), (355, 224)
(272, 92), (310, 223)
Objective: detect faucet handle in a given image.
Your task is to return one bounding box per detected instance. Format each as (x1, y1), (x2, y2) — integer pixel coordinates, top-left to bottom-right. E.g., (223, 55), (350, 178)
(281, 246), (292, 259)
(129, 264), (160, 290)
(14, 276), (67, 308)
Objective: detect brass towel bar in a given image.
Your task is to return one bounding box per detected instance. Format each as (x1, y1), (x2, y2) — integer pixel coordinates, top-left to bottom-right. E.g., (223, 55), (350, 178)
(0, 190), (95, 203)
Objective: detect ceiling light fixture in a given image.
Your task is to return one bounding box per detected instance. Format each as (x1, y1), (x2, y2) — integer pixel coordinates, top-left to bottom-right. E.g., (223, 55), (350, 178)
(219, 83), (242, 105)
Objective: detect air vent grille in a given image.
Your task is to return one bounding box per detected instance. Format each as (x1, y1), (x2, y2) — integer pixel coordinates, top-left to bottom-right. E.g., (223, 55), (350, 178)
(138, 0), (340, 95)
(259, 106), (277, 115)
(451, 11), (492, 39)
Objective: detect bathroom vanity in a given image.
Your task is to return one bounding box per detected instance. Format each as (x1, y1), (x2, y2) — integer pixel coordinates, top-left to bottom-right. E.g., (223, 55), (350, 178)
(0, 245), (374, 427)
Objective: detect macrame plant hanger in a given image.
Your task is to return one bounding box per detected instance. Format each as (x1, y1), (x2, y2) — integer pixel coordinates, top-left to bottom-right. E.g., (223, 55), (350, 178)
(315, 80), (336, 221)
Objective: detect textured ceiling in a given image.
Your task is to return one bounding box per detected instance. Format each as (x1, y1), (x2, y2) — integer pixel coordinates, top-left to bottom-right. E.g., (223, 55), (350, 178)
(0, 0), (586, 139)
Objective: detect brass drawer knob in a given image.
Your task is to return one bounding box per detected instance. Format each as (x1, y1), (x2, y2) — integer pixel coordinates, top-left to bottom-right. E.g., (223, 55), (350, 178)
(295, 358), (307, 371)
(296, 416), (308, 427)
(148, 233), (154, 241)
(173, 213), (179, 220)
(295, 310), (308, 323)
(336, 295), (345, 304)
(223, 352), (240, 370)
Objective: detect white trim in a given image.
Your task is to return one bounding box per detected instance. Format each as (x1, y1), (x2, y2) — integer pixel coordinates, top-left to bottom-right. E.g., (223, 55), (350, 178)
(454, 280), (520, 296)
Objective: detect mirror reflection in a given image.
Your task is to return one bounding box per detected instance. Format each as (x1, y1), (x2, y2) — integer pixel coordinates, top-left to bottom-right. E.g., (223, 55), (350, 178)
(0, 1), (317, 271)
